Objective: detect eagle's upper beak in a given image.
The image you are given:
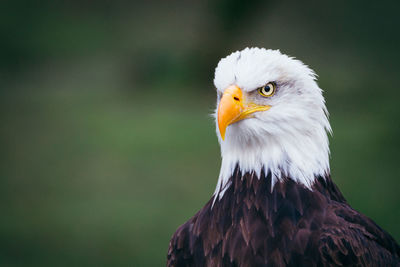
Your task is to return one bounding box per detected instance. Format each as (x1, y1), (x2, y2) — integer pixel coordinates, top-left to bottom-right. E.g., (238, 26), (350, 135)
(217, 85), (271, 140)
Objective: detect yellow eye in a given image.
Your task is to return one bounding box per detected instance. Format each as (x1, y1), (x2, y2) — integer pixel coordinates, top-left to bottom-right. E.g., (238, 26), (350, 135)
(258, 82), (276, 97)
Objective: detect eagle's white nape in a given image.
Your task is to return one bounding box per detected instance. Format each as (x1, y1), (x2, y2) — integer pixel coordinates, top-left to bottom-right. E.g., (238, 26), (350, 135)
(212, 47), (332, 201)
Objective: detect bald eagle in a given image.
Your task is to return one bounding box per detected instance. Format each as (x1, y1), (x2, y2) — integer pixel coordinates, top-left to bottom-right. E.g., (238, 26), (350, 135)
(167, 48), (400, 266)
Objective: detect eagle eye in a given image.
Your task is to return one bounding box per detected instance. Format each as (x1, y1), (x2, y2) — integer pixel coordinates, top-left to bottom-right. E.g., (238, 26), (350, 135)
(258, 82), (276, 97)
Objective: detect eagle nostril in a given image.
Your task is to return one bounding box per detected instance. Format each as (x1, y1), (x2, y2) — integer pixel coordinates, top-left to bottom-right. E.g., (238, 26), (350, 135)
(234, 97), (240, 101)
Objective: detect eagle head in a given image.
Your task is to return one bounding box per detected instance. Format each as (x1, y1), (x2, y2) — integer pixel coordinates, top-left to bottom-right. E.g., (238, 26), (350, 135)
(213, 48), (331, 198)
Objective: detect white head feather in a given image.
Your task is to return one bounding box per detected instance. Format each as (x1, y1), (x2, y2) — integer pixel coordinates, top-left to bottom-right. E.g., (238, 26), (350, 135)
(213, 47), (331, 201)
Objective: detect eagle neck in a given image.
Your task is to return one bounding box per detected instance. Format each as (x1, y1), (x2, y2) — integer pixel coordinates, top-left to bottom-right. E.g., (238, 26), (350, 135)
(212, 166), (345, 207)
(214, 125), (331, 202)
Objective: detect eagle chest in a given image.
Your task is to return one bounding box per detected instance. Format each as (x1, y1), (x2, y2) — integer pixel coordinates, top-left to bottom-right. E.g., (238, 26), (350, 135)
(184, 174), (331, 266)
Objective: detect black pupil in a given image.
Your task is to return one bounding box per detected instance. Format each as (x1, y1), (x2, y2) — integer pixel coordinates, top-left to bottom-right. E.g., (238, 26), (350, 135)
(264, 86), (271, 93)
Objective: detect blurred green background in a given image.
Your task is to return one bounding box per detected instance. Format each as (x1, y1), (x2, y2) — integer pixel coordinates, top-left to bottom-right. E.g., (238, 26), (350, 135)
(1, 0), (399, 266)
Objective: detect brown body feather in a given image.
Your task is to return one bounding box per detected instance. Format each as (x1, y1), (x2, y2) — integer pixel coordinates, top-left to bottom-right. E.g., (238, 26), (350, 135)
(167, 167), (400, 266)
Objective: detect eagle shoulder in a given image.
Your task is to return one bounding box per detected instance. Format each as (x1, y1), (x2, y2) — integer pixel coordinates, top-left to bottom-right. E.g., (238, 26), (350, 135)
(314, 202), (400, 266)
(167, 219), (195, 267)
(167, 200), (214, 267)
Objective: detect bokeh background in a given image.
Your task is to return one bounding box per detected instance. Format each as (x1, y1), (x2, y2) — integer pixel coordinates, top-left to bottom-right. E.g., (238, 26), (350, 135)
(1, 0), (399, 266)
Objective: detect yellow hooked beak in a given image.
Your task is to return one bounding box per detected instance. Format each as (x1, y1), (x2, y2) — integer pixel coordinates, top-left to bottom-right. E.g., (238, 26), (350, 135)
(217, 85), (271, 140)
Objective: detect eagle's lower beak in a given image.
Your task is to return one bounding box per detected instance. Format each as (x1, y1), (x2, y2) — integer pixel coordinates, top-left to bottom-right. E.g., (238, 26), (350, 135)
(217, 85), (271, 140)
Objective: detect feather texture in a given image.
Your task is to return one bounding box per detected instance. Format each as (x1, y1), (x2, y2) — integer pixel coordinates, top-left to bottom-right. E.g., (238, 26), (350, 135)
(167, 168), (400, 266)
